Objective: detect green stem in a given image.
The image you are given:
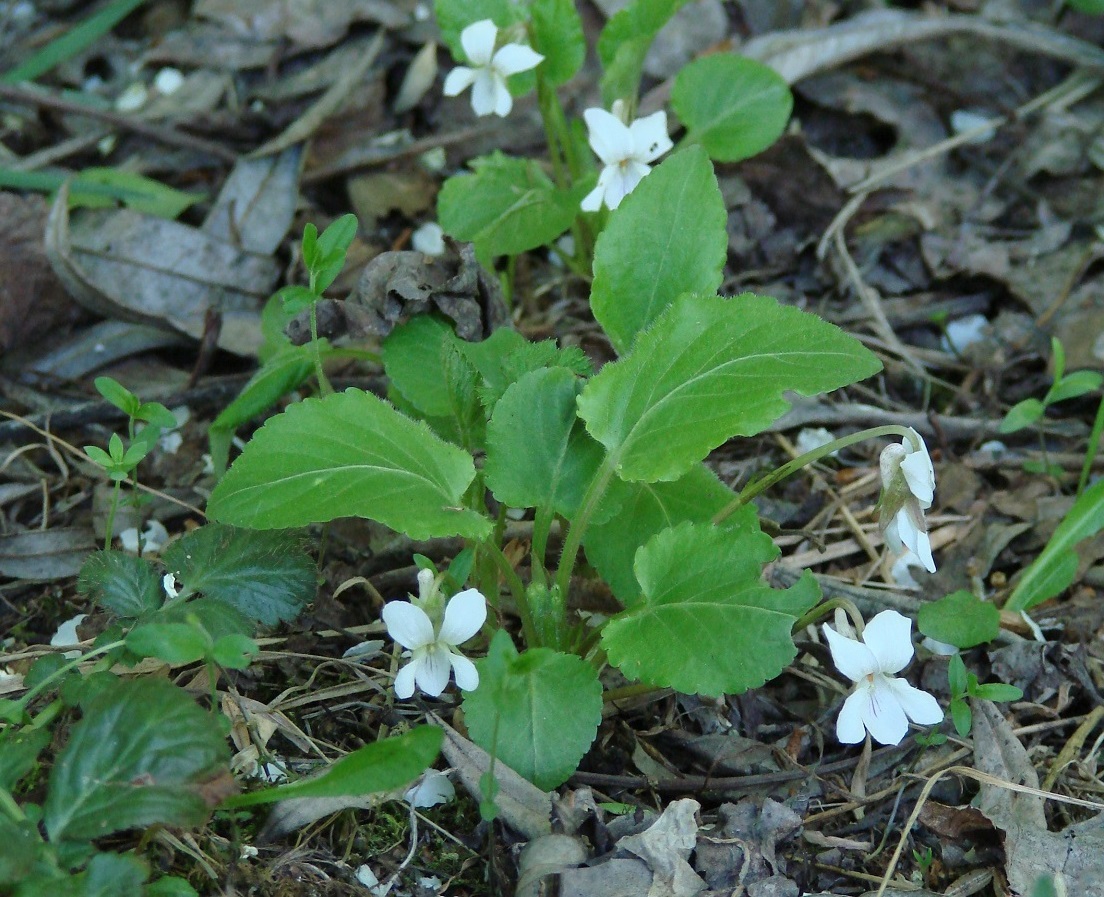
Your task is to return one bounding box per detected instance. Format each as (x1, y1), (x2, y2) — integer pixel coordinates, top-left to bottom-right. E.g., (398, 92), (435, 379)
(530, 506), (553, 588)
(554, 455), (617, 601)
(309, 301), (333, 396)
(792, 596), (866, 638)
(17, 640), (125, 709)
(103, 479), (122, 551)
(483, 540), (536, 647)
(0, 787), (25, 824)
(712, 424), (917, 525)
(1078, 393), (1103, 495)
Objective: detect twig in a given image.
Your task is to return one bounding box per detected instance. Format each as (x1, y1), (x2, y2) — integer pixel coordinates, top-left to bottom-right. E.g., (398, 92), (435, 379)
(0, 83), (238, 162)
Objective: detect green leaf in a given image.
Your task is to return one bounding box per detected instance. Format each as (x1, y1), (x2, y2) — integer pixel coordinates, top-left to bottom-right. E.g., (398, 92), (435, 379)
(464, 631), (602, 790)
(78, 551), (163, 619)
(75, 852), (149, 897)
(44, 678), (228, 841)
(485, 367), (604, 517)
(1, 0), (147, 83)
(301, 223), (319, 270)
(0, 726), (51, 791)
(1069, 0), (1104, 12)
(917, 590), (1000, 649)
(1007, 478), (1104, 611)
(223, 727), (442, 808)
(210, 634), (258, 669)
(126, 622), (209, 665)
(590, 147), (726, 354)
(0, 816), (44, 885)
(313, 214), (359, 293)
(145, 876), (199, 897)
(67, 168), (201, 219)
(947, 654), (968, 698)
(951, 697), (972, 737)
(1047, 370), (1103, 404)
(161, 524), (315, 626)
(84, 445), (115, 469)
(597, 0), (691, 105)
(530, 0), (585, 85)
(972, 682), (1023, 702)
(152, 598), (253, 642)
(383, 316), (460, 418)
(438, 153), (581, 263)
(434, 0), (523, 58)
(578, 292), (883, 482)
(583, 464), (739, 602)
(94, 376), (139, 416)
(601, 522), (820, 696)
(135, 402), (178, 430)
(999, 398), (1045, 433)
(207, 389), (490, 540)
(672, 55), (792, 162)
(209, 349), (315, 474)
(276, 285), (319, 315)
(461, 328), (592, 410)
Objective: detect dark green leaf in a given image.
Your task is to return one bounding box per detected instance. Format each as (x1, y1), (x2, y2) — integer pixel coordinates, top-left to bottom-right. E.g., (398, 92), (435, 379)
(44, 679), (228, 841)
(78, 551), (163, 619)
(0, 726), (51, 791)
(162, 524), (315, 626)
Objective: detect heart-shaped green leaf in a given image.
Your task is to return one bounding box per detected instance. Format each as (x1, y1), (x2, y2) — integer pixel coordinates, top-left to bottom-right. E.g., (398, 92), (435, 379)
(463, 631), (602, 790)
(590, 146), (726, 354)
(583, 464), (744, 603)
(918, 590), (1000, 649)
(578, 292), (882, 482)
(672, 54), (792, 162)
(485, 367), (604, 517)
(207, 390), (490, 541)
(602, 522), (820, 696)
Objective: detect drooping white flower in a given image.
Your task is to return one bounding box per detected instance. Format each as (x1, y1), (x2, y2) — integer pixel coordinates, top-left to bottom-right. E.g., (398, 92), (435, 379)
(580, 105), (673, 211)
(442, 19), (543, 118)
(823, 609), (943, 745)
(879, 428), (936, 573)
(383, 587), (486, 698)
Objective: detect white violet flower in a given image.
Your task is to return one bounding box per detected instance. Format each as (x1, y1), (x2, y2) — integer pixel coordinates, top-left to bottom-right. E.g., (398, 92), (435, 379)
(383, 579), (486, 699)
(405, 769), (455, 808)
(580, 103), (673, 211)
(879, 427), (936, 573)
(442, 19), (543, 118)
(823, 609), (943, 746)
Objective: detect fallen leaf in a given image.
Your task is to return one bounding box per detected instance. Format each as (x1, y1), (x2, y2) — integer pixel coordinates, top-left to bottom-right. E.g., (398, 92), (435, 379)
(0, 529), (95, 580)
(618, 798), (706, 897)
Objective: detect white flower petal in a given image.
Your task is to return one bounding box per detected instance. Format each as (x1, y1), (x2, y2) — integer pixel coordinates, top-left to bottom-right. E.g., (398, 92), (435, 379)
(439, 588), (487, 645)
(415, 644), (453, 696)
(51, 613), (88, 648)
(836, 688), (870, 744)
(460, 19), (496, 66)
(394, 659), (418, 699)
(628, 110), (672, 162)
(443, 66), (477, 96)
(580, 182), (605, 212)
(863, 677), (910, 745)
(383, 601), (435, 650)
(449, 651), (480, 691)
(584, 108), (633, 166)
(900, 434), (935, 506)
(469, 68), (500, 116)
(896, 509), (936, 573)
(822, 623), (877, 682)
(861, 610), (914, 674)
(886, 677), (944, 725)
(119, 527), (140, 553)
(490, 73), (513, 117)
(492, 43), (543, 76)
